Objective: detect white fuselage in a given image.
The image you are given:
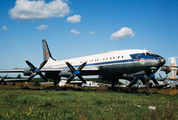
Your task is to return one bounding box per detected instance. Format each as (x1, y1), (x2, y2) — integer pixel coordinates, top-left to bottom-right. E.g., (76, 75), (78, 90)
(43, 49), (162, 77)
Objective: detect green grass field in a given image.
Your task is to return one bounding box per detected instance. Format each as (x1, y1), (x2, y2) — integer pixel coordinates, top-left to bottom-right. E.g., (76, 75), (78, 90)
(0, 88), (177, 120)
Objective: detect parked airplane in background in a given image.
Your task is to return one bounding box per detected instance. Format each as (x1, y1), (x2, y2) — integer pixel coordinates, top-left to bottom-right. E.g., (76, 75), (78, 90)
(0, 75), (27, 85)
(119, 78), (169, 88)
(0, 39), (165, 94)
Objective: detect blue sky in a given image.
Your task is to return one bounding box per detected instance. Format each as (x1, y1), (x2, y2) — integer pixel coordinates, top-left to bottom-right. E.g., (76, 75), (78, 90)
(0, 0), (178, 77)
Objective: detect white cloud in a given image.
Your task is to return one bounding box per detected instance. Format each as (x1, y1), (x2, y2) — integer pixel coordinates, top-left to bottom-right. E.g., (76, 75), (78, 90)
(9, 0), (70, 21)
(67, 15), (81, 23)
(36, 24), (49, 30)
(2, 25), (9, 31)
(15, 64), (21, 67)
(110, 27), (135, 40)
(89, 31), (95, 35)
(70, 29), (81, 34)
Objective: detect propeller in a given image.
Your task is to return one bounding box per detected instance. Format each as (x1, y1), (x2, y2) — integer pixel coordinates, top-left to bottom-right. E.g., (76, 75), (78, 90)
(151, 68), (160, 86)
(128, 68), (160, 89)
(0, 75), (8, 85)
(65, 62), (87, 84)
(144, 69), (159, 95)
(25, 59), (48, 82)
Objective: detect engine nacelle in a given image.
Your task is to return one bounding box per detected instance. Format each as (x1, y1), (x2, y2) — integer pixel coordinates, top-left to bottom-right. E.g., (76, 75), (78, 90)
(59, 70), (71, 78)
(23, 68), (32, 76)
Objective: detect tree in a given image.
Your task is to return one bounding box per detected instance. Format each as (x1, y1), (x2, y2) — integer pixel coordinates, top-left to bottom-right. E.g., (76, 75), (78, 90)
(16, 74), (21, 78)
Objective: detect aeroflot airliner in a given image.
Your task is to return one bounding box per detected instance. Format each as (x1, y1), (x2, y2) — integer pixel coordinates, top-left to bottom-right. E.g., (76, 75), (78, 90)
(0, 39), (165, 93)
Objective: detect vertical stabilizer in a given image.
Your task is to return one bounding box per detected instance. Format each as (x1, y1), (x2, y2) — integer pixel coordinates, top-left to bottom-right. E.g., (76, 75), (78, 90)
(42, 39), (55, 61)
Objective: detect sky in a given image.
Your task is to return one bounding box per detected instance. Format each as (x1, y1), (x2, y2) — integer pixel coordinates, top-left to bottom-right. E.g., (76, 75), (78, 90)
(1, 0), (178, 77)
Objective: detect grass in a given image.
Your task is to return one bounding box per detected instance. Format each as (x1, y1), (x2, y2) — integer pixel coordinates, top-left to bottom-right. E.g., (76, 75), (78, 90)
(0, 87), (178, 120)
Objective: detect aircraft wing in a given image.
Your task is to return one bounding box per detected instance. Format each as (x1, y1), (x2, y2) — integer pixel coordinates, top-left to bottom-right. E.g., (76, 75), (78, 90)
(3, 79), (28, 82)
(0, 67), (95, 73)
(0, 68), (62, 73)
(0, 68), (25, 73)
(40, 68), (62, 72)
(97, 83), (111, 87)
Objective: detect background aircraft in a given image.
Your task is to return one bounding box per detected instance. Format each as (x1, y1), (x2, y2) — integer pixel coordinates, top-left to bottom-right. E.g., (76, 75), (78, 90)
(0, 75), (27, 85)
(119, 78), (169, 88)
(0, 39), (165, 94)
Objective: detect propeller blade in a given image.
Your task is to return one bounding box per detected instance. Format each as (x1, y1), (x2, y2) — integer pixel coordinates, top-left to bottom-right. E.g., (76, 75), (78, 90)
(0, 75), (8, 85)
(0, 78), (3, 85)
(66, 62), (76, 73)
(152, 77), (159, 86)
(39, 73), (48, 82)
(66, 74), (76, 83)
(39, 59), (48, 69)
(128, 77), (139, 87)
(140, 77), (146, 85)
(78, 62), (87, 71)
(4, 75), (8, 78)
(152, 69), (158, 74)
(150, 69), (159, 86)
(27, 73), (36, 82)
(25, 60), (36, 71)
(77, 74), (87, 83)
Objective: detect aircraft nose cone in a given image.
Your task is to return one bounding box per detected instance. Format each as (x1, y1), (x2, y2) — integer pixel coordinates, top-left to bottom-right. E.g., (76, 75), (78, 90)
(159, 57), (166, 66)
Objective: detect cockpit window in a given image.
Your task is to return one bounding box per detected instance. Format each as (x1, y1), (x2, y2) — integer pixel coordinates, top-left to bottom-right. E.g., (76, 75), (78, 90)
(143, 51), (161, 57)
(146, 52), (151, 56)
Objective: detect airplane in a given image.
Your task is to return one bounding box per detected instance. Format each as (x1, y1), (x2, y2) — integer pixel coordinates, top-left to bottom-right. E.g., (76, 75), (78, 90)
(0, 39), (166, 94)
(0, 75), (27, 85)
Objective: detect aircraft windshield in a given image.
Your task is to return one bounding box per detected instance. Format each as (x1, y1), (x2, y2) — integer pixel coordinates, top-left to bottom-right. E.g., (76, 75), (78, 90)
(143, 51), (160, 57)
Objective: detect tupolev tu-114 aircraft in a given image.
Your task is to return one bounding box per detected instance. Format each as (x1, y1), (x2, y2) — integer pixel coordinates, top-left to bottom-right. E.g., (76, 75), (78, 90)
(0, 39), (165, 94)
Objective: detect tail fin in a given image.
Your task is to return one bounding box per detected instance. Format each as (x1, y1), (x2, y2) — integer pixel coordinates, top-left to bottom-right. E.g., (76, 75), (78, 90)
(42, 39), (55, 61)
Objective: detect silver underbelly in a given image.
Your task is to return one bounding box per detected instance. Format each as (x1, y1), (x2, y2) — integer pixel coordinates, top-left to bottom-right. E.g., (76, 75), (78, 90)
(99, 60), (159, 75)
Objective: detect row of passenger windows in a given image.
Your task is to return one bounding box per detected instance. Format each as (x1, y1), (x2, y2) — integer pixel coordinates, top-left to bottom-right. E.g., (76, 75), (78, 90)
(79, 56), (124, 64)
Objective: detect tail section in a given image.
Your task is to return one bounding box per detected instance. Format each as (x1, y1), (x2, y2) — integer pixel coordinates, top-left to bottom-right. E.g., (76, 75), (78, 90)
(42, 39), (56, 61)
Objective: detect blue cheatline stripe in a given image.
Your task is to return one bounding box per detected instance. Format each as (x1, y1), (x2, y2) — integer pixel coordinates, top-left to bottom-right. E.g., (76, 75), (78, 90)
(85, 59), (134, 66)
(68, 59), (157, 69)
(62, 59), (134, 69)
(68, 59), (134, 68)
